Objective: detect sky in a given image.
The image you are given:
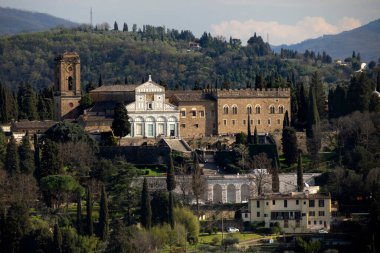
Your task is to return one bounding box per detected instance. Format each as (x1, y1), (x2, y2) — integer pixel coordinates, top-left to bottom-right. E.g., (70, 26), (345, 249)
(1, 0), (380, 45)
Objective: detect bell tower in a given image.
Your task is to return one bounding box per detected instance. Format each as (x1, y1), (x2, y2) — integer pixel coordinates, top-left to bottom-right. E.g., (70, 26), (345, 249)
(54, 52), (82, 120)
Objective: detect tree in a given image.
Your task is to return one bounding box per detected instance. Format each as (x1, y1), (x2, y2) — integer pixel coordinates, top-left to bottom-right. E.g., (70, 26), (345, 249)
(192, 153), (206, 218)
(283, 110), (290, 129)
(369, 93), (380, 113)
(253, 126), (259, 144)
(114, 21), (119, 31)
(174, 207), (200, 242)
(167, 154), (176, 229)
(140, 177), (152, 229)
(111, 103), (130, 144)
(53, 223), (63, 253)
(76, 190), (83, 235)
(86, 185), (93, 236)
(297, 152), (304, 192)
(38, 139), (62, 180)
(282, 127), (298, 167)
(297, 83), (308, 129)
(79, 94), (93, 113)
(98, 74), (103, 87)
(98, 184), (109, 240)
(19, 133), (35, 174)
(123, 22), (128, 32)
(0, 82), (18, 123)
(235, 132), (247, 145)
(17, 83), (38, 120)
(0, 128), (6, 168)
(306, 85), (320, 139)
(310, 72), (325, 119)
(347, 73), (374, 113)
(247, 115), (253, 144)
(5, 135), (19, 176)
(249, 153), (272, 195)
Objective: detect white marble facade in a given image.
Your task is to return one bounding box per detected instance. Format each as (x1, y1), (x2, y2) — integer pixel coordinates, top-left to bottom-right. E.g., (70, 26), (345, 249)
(126, 76), (180, 138)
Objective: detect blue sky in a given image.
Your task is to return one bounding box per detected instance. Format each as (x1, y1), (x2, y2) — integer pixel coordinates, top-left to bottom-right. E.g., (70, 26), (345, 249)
(2, 0), (379, 45)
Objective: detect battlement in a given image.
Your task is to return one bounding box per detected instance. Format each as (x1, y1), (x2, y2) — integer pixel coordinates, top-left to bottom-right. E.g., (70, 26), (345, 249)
(207, 88), (291, 98)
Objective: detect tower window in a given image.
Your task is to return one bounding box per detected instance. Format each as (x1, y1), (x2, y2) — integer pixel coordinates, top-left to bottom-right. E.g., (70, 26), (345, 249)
(68, 76), (73, 91)
(269, 105), (275, 114)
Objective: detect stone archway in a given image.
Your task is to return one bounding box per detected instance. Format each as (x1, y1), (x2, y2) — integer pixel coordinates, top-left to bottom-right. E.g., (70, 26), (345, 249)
(213, 184), (223, 203)
(227, 184), (236, 203)
(241, 184), (250, 202)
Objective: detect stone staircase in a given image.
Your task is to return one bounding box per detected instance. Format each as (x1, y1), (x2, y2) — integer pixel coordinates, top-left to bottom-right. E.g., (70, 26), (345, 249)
(162, 138), (192, 153)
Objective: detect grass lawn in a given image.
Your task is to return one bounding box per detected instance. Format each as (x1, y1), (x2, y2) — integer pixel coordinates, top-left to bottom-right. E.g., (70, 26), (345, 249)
(141, 167), (166, 176)
(198, 232), (262, 244)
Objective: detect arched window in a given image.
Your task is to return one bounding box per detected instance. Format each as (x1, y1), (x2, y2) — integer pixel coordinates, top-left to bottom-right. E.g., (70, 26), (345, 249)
(232, 105), (238, 114)
(269, 105), (275, 114)
(223, 105), (229, 115)
(279, 105), (284, 114)
(247, 105), (252, 114)
(255, 105), (261, 114)
(68, 76), (73, 91)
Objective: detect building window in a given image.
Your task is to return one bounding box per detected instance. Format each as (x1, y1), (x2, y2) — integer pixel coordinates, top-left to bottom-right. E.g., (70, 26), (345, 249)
(284, 200), (288, 208)
(277, 119), (281, 124)
(257, 212), (260, 217)
(257, 200), (260, 208)
(232, 120), (236, 125)
(308, 221), (311, 225)
(318, 211), (325, 216)
(191, 110), (196, 117)
(264, 213), (268, 217)
(147, 124), (154, 137)
(223, 120), (227, 126)
(309, 211), (315, 216)
(269, 105), (275, 114)
(256, 106), (261, 114)
(296, 200), (299, 205)
(251, 120), (253, 125)
(272, 200), (276, 205)
(318, 200), (325, 207)
(223, 106), (229, 114)
(320, 220), (323, 225)
(247, 106), (252, 114)
(309, 200), (315, 207)
(199, 111), (205, 117)
(257, 119), (261, 125)
(279, 106), (284, 114)
(181, 124), (186, 128)
(284, 220), (289, 228)
(232, 105), (238, 114)
(266, 202), (269, 206)
(244, 213), (248, 218)
(68, 76), (73, 90)
(314, 221), (317, 225)
(181, 110), (186, 117)
(243, 120), (246, 125)
(147, 102), (153, 110)
(194, 124), (199, 128)
(268, 119), (271, 125)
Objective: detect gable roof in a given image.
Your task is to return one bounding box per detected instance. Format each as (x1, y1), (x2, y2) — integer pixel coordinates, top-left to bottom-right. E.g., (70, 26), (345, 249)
(90, 84), (139, 93)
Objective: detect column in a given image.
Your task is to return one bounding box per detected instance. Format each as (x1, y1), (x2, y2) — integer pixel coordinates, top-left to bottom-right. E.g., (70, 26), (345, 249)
(176, 122), (179, 138)
(221, 185), (227, 204)
(207, 184), (213, 202)
(235, 184), (241, 203)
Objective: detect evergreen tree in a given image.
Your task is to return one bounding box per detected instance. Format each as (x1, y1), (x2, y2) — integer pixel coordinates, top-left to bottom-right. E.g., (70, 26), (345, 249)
(114, 21), (119, 31)
(111, 103), (130, 144)
(255, 74), (265, 89)
(98, 184), (109, 240)
(98, 74), (103, 87)
(282, 127), (298, 167)
(253, 126), (259, 144)
(283, 110), (290, 129)
(38, 139), (62, 180)
(168, 191), (175, 229)
(377, 72), (380, 92)
(306, 86), (320, 138)
(297, 83), (308, 129)
(18, 83), (38, 120)
(123, 22), (128, 32)
(140, 177), (152, 229)
(166, 154), (176, 229)
(297, 152), (304, 192)
(19, 133), (35, 174)
(369, 93), (380, 113)
(0, 82), (18, 123)
(290, 87), (298, 127)
(247, 115), (252, 144)
(76, 190), (83, 235)
(5, 135), (19, 176)
(192, 152), (205, 218)
(310, 72), (325, 119)
(271, 163), (280, 193)
(53, 223), (62, 253)
(0, 128), (6, 168)
(347, 73), (374, 113)
(86, 186), (93, 236)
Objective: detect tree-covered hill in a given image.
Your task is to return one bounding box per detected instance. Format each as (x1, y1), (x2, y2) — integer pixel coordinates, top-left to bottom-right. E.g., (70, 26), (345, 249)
(0, 7), (78, 35)
(0, 26), (353, 91)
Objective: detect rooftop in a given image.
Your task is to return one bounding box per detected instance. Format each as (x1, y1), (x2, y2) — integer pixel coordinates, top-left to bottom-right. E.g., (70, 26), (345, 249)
(250, 191), (330, 200)
(90, 84), (139, 93)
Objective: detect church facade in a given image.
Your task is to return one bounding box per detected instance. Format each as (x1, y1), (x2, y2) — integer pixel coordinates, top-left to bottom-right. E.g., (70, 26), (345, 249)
(54, 53), (291, 138)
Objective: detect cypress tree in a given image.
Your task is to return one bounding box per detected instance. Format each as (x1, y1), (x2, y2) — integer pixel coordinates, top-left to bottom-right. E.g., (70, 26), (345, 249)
(111, 103), (130, 143)
(369, 93), (380, 113)
(19, 133), (35, 174)
(247, 115), (252, 144)
(290, 87), (298, 127)
(297, 152), (304, 192)
(86, 186), (93, 236)
(271, 162), (280, 193)
(0, 128), (6, 168)
(38, 139), (62, 180)
(310, 72), (325, 119)
(53, 223), (62, 253)
(123, 22), (128, 32)
(166, 154), (176, 229)
(283, 110), (290, 129)
(140, 177), (152, 229)
(5, 135), (19, 176)
(297, 83), (308, 129)
(377, 72), (380, 92)
(347, 73), (374, 113)
(168, 191), (175, 229)
(76, 190), (83, 235)
(114, 21), (119, 31)
(98, 184), (109, 240)
(282, 127), (298, 167)
(306, 86), (320, 139)
(253, 126), (259, 144)
(98, 74), (103, 87)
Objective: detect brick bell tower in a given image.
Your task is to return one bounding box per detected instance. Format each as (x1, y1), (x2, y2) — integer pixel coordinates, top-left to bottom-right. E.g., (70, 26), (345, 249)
(54, 52), (82, 120)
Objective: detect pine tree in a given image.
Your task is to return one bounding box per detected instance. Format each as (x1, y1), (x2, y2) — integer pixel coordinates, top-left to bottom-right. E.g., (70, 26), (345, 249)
(283, 110), (290, 129)
(247, 115), (252, 144)
(53, 223), (62, 253)
(0, 82), (18, 123)
(5, 135), (19, 176)
(297, 152), (304, 192)
(282, 127), (298, 167)
(86, 186), (93, 236)
(140, 177), (152, 229)
(76, 190), (83, 235)
(253, 126), (259, 144)
(111, 103), (130, 144)
(98, 184), (109, 240)
(19, 133), (35, 174)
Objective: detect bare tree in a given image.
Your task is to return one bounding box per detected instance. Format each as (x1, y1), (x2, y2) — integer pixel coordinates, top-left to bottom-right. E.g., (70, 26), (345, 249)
(234, 144), (249, 170)
(177, 164), (192, 205)
(192, 153), (206, 217)
(248, 153), (272, 195)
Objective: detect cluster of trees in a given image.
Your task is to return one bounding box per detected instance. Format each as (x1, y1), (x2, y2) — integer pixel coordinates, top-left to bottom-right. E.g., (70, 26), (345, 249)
(0, 82), (54, 123)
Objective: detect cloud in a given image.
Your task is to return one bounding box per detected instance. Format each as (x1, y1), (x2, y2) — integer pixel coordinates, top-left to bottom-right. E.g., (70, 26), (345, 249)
(211, 16), (361, 45)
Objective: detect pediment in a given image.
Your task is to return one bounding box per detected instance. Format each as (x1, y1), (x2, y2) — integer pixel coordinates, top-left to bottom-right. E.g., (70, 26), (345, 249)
(135, 81), (164, 93)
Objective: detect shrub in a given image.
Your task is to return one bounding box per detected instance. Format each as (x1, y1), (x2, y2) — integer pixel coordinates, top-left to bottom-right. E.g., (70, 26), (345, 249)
(210, 237), (220, 246)
(222, 237), (239, 246)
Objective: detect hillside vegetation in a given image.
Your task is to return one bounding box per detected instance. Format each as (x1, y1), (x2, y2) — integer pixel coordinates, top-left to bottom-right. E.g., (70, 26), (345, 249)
(0, 26), (353, 91)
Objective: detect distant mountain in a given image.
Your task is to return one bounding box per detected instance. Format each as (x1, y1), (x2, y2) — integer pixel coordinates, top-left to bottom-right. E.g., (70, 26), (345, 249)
(272, 19), (380, 62)
(0, 7), (78, 35)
